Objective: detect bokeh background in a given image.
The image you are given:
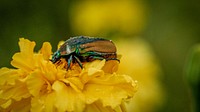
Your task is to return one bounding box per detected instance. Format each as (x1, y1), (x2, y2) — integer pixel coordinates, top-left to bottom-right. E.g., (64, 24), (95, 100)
(0, 0), (200, 112)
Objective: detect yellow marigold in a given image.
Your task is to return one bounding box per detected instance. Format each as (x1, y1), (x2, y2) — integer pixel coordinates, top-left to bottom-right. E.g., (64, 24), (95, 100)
(116, 38), (164, 112)
(0, 38), (137, 112)
(69, 0), (146, 36)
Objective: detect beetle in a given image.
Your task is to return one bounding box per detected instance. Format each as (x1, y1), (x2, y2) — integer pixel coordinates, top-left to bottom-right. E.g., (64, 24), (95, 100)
(51, 36), (119, 69)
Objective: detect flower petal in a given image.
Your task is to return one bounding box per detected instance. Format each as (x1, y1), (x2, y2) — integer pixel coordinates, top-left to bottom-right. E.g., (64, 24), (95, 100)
(18, 38), (36, 55)
(0, 98), (31, 112)
(52, 81), (85, 112)
(26, 71), (46, 96)
(39, 42), (52, 60)
(88, 68), (104, 77)
(0, 80), (30, 101)
(11, 38), (36, 71)
(80, 60), (106, 84)
(0, 99), (11, 109)
(87, 60), (106, 70)
(11, 53), (35, 72)
(0, 68), (19, 85)
(57, 41), (65, 50)
(61, 77), (84, 92)
(85, 101), (115, 112)
(84, 74), (137, 108)
(38, 60), (57, 83)
(31, 96), (45, 112)
(31, 92), (56, 112)
(102, 60), (119, 73)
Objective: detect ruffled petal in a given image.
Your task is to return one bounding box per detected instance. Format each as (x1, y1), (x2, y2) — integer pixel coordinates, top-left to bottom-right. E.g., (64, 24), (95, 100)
(26, 71), (46, 96)
(38, 59), (57, 83)
(11, 53), (35, 72)
(52, 81), (85, 112)
(84, 74), (137, 109)
(11, 38), (36, 71)
(85, 60), (105, 70)
(39, 42), (52, 60)
(0, 79), (31, 111)
(102, 60), (119, 73)
(0, 68), (19, 85)
(18, 38), (35, 55)
(0, 98), (31, 112)
(85, 101), (115, 112)
(80, 60), (105, 84)
(31, 92), (56, 112)
(61, 77), (84, 92)
(0, 80), (30, 101)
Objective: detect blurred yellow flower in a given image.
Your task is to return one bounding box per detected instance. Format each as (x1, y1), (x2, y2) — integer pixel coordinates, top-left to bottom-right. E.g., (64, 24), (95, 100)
(116, 38), (164, 112)
(0, 38), (137, 112)
(69, 0), (146, 36)
(69, 0), (163, 111)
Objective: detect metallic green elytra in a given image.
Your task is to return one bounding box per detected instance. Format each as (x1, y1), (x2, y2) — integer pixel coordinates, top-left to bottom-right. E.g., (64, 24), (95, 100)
(51, 36), (119, 69)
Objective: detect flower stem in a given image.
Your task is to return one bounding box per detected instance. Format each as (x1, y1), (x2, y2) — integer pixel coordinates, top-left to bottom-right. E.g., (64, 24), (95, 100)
(186, 45), (200, 112)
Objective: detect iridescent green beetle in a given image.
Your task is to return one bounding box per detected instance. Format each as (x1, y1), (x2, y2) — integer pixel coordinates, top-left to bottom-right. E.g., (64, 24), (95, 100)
(51, 36), (119, 69)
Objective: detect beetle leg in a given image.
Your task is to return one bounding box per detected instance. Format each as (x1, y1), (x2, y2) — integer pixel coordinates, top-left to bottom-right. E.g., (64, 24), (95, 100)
(105, 58), (120, 62)
(74, 55), (83, 69)
(67, 55), (73, 70)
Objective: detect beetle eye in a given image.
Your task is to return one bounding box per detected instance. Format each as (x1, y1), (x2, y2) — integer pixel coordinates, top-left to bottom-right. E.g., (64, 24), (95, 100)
(51, 51), (61, 63)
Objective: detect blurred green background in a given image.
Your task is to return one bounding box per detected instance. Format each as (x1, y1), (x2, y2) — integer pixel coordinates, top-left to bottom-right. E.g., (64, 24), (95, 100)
(0, 0), (200, 112)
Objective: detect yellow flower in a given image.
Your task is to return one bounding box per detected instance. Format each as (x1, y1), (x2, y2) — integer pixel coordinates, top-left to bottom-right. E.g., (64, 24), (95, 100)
(69, 0), (146, 36)
(0, 38), (137, 112)
(116, 38), (164, 112)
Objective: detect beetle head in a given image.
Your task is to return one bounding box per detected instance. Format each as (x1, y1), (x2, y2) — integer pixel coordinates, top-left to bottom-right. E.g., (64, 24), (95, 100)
(51, 50), (61, 63)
